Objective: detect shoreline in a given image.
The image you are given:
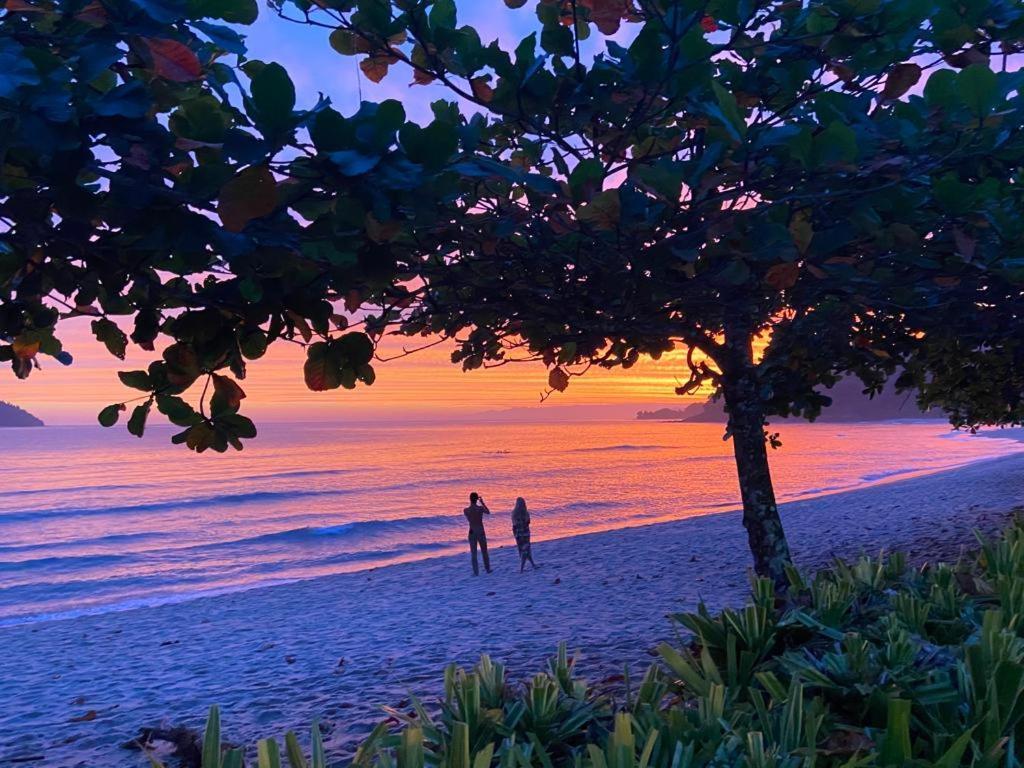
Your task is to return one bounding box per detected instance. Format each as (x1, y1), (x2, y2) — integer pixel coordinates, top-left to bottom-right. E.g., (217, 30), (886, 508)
(4, 434), (1018, 631)
(2, 452), (1023, 766)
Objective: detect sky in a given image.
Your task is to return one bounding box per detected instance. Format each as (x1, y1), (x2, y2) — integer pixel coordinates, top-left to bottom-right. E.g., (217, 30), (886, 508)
(0, 4), (705, 424)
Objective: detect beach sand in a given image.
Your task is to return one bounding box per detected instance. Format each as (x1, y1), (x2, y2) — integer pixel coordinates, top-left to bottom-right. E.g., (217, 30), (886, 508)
(2, 452), (1022, 767)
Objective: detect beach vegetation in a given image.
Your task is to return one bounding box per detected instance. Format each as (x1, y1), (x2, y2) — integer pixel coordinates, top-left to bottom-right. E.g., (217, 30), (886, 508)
(179, 521), (1024, 767)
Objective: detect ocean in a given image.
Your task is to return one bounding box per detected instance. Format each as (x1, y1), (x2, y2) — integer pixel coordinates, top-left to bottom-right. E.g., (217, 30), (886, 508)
(1, 420), (1019, 626)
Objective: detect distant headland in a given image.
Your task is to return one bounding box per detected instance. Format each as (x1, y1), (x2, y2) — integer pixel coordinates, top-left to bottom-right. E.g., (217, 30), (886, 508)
(0, 401), (44, 427)
(637, 378), (946, 423)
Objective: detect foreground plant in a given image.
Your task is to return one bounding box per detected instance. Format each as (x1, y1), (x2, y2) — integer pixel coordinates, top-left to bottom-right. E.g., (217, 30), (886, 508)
(175, 521), (1024, 767)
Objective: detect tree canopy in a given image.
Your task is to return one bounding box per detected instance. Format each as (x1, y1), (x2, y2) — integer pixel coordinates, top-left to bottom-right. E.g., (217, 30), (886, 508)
(277, 0), (1024, 580)
(4, 0), (1024, 581)
(1, 0), (500, 449)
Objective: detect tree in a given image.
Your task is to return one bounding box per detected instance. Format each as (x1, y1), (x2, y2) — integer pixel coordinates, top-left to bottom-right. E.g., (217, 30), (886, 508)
(0, 0), (504, 450)
(5, 0), (1024, 585)
(279, 0), (1024, 583)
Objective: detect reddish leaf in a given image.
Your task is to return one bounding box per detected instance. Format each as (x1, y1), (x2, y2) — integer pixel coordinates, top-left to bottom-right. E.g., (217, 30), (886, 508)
(75, 1), (107, 24)
(218, 166), (278, 232)
(412, 69), (435, 86)
(583, 0), (626, 34)
(548, 367), (570, 392)
(163, 344), (200, 387)
(344, 289), (362, 313)
(304, 342), (340, 391)
(140, 38), (203, 82)
(212, 373), (246, 409)
(360, 56), (390, 84)
(366, 213), (402, 243)
(576, 190), (621, 230)
(765, 263), (800, 290)
(945, 48), (988, 69)
(470, 76), (494, 103)
(881, 63), (921, 100)
(700, 15), (718, 32)
(12, 337), (39, 359)
(285, 310), (313, 343)
(831, 64), (855, 83)
(953, 228), (976, 261)
(4, 0), (47, 12)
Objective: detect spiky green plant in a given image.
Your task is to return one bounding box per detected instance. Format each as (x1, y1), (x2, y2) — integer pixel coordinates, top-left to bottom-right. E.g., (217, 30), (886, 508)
(156, 521), (1024, 768)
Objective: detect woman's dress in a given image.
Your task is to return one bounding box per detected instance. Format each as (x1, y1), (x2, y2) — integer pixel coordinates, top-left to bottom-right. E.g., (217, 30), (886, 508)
(513, 515), (532, 559)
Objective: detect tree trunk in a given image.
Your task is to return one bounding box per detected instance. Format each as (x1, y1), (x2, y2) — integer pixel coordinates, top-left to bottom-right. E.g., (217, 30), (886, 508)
(720, 332), (793, 588)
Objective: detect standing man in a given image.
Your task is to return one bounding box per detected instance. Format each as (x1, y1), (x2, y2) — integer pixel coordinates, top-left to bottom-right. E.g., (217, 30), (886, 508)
(464, 492), (492, 575)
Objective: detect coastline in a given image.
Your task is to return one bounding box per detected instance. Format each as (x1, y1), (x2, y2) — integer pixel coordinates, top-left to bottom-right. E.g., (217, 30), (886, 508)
(2, 452), (1023, 766)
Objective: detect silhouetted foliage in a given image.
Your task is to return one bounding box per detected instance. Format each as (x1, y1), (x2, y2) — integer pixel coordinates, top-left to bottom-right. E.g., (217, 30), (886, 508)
(277, 0), (1024, 581)
(4, 0), (1024, 579)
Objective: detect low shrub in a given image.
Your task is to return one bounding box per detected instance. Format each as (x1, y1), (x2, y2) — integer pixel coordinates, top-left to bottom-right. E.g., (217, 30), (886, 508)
(166, 522), (1024, 768)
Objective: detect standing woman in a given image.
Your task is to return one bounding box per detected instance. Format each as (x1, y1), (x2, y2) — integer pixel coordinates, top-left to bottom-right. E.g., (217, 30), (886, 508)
(511, 497), (538, 572)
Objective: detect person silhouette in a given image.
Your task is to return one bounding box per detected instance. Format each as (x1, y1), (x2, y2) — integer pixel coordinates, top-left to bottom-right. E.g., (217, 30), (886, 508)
(464, 492), (492, 575)
(511, 497), (537, 572)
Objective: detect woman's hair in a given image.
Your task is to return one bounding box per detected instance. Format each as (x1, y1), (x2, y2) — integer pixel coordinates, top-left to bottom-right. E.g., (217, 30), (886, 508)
(513, 497), (528, 518)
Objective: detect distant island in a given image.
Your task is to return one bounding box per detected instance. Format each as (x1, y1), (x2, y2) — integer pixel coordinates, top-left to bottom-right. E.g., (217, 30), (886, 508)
(638, 378), (946, 423)
(0, 401), (44, 427)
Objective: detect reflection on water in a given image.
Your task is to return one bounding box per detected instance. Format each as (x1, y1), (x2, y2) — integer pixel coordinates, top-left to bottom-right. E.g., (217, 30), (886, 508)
(0, 420), (1018, 625)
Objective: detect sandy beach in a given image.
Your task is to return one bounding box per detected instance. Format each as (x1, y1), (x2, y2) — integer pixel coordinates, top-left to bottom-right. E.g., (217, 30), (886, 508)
(2, 451), (1022, 767)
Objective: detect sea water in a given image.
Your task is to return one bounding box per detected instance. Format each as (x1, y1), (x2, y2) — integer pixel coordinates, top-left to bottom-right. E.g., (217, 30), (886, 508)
(0, 420), (1019, 625)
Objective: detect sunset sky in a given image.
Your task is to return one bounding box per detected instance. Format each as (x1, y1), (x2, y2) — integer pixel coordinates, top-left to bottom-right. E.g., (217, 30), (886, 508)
(0, 4), (707, 424)
(3, 318), (706, 423)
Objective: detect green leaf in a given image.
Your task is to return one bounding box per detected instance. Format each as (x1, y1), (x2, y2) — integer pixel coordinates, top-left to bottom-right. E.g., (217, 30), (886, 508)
(98, 403), (125, 428)
(118, 370), (153, 391)
(311, 108), (351, 151)
(576, 189), (620, 230)
(169, 95), (230, 143)
(190, 0), (257, 24)
(127, 401), (152, 438)
(338, 332), (374, 365)
(284, 732), (308, 768)
(251, 62), (296, 135)
(156, 394), (200, 426)
(710, 82), (746, 141)
(958, 64), (997, 117)
(568, 159), (604, 203)
(310, 723), (325, 768)
(813, 121), (857, 165)
(924, 68), (958, 109)
(91, 318), (128, 360)
(879, 698), (911, 765)
(257, 738), (281, 768)
(429, 0), (456, 30)
(399, 121), (458, 171)
(329, 150), (381, 176)
(329, 28), (359, 56)
(218, 166), (278, 232)
(202, 705), (221, 768)
(240, 330), (268, 360)
(934, 727), (975, 768)
(219, 412), (257, 439)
